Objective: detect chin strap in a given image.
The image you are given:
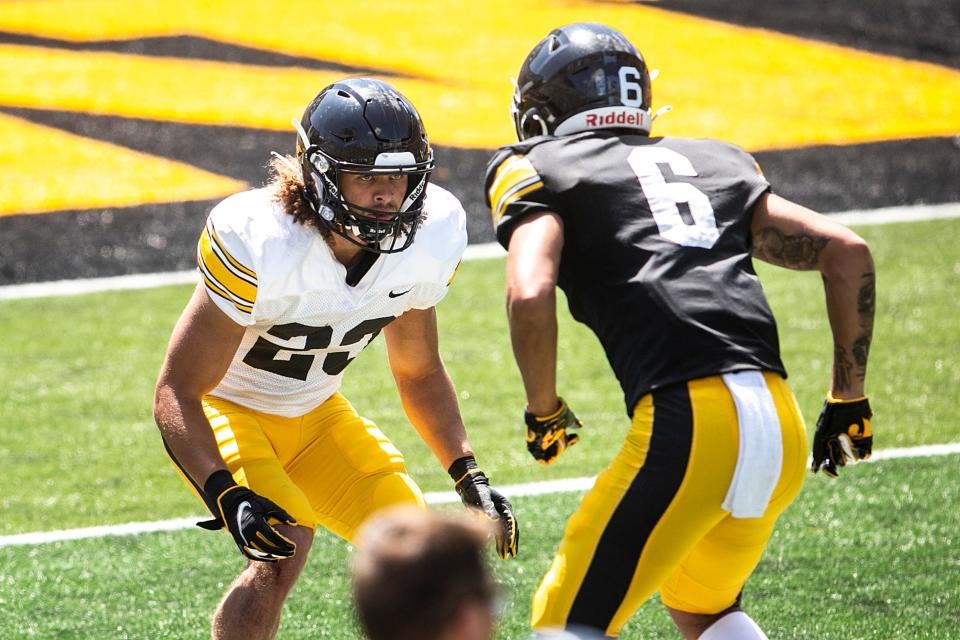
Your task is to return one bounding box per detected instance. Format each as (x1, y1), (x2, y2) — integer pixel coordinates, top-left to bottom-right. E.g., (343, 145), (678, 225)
(648, 69), (673, 124)
(652, 104), (673, 122)
(292, 117), (311, 148)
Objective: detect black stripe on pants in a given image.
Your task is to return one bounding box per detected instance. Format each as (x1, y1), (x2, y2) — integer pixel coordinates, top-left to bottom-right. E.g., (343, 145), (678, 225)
(567, 383), (694, 630)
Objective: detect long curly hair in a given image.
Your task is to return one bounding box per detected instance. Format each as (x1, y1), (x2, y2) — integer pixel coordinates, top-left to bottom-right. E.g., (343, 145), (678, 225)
(267, 154), (331, 240)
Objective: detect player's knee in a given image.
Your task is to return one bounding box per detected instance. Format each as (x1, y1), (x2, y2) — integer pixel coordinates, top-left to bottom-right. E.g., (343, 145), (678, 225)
(366, 470), (426, 511)
(697, 611), (767, 639)
(665, 605), (730, 640)
(281, 524), (315, 563)
(666, 605), (767, 640)
(248, 525), (314, 589)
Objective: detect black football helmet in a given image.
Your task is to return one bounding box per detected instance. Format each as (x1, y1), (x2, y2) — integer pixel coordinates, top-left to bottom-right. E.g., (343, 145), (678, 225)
(512, 23), (653, 141)
(295, 78), (434, 253)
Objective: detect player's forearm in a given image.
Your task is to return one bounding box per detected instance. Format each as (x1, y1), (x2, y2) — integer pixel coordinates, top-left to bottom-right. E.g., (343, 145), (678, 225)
(394, 366), (473, 470)
(507, 289), (559, 416)
(819, 237), (875, 399)
(153, 384), (228, 485)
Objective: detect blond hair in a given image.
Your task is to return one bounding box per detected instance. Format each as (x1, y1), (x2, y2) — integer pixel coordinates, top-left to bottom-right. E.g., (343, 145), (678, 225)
(266, 154), (331, 239)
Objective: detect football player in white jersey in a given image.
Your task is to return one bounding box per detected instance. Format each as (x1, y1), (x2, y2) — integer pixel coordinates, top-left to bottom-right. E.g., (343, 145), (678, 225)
(153, 78), (518, 640)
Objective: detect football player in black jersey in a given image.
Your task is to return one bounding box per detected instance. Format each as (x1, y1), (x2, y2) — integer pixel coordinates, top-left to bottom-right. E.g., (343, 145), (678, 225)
(486, 23), (875, 640)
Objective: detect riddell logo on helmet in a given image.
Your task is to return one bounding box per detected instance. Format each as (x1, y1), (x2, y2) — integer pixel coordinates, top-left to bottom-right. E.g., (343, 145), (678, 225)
(584, 111), (644, 127)
(554, 107), (650, 136)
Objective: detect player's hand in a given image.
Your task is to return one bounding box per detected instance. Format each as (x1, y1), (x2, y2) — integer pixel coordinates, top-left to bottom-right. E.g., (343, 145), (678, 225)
(525, 398), (582, 465)
(811, 395), (873, 478)
(449, 456), (519, 559)
(197, 470), (297, 562)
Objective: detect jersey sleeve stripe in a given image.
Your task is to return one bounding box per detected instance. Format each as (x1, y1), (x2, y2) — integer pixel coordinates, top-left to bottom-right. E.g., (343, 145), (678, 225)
(487, 155), (541, 211)
(446, 260), (462, 286)
(197, 225), (257, 306)
(208, 223), (257, 279)
(197, 251), (255, 309)
(493, 178), (544, 222)
(199, 271), (254, 314)
(205, 223), (258, 286)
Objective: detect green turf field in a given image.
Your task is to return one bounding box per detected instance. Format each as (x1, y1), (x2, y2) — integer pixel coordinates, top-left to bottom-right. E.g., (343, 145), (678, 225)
(1, 456), (958, 639)
(1, 217), (958, 638)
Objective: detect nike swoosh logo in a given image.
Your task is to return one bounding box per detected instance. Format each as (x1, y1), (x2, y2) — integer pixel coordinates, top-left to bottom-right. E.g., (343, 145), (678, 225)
(237, 501), (252, 532)
(388, 288), (413, 298)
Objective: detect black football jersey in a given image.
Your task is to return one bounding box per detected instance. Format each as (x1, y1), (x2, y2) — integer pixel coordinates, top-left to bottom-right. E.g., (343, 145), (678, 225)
(485, 131), (786, 416)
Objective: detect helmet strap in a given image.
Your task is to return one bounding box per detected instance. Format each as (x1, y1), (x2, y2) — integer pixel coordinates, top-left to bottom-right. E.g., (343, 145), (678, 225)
(292, 118), (311, 149)
(652, 104), (673, 122)
(400, 174), (428, 213)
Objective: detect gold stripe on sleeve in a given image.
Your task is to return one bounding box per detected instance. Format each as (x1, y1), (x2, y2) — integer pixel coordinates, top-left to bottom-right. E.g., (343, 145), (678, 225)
(197, 225), (257, 306)
(199, 271), (254, 314)
(208, 224), (257, 279)
(446, 260), (462, 286)
(493, 179), (544, 223)
(487, 155), (541, 219)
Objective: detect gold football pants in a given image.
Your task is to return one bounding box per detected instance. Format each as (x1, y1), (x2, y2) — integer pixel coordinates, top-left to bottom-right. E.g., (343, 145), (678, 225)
(531, 372), (807, 636)
(166, 392), (424, 542)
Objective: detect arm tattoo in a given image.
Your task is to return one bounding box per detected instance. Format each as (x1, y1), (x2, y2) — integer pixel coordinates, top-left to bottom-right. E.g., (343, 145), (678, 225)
(853, 334), (871, 380)
(858, 272), (876, 317)
(752, 227), (830, 269)
(833, 345), (855, 393)
(853, 271), (876, 380)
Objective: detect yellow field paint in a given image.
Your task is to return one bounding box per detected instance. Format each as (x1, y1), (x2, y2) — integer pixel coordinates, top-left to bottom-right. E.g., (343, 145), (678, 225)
(0, 0), (182, 41)
(0, 44), (335, 129)
(0, 44), (498, 139)
(0, 113), (245, 215)
(0, 0), (959, 150)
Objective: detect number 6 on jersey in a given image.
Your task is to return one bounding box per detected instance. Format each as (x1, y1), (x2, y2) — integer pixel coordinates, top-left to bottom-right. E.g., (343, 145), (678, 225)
(627, 147), (719, 249)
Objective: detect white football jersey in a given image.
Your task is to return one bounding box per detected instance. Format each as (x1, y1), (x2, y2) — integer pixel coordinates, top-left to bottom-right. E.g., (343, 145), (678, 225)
(196, 183), (467, 417)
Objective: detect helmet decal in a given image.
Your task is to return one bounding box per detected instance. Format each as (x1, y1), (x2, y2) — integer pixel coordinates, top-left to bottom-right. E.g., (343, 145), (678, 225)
(374, 152), (417, 166)
(553, 106), (651, 136)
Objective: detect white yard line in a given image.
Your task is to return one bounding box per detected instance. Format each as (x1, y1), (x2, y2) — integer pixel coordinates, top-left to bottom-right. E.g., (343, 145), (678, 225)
(0, 270), (198, 300)
(827, 202), (960, 226)
(1, 202), (958, 301)
(2, 442), (958, 549)
(0, 241), (506, 301)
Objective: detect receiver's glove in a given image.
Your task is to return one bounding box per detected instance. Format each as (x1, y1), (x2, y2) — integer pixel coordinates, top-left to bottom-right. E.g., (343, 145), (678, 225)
(449, 456), (519, 559)
(198, 470), (297, 562)
(525, 398), (582, 465)
(811, 396), (873, 478)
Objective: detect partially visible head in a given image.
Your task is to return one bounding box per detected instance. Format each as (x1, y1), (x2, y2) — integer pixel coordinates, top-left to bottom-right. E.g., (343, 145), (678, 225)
(512, 22), (653, 141)
(295, 77), (434, 253)
(352, 506), (498, 640)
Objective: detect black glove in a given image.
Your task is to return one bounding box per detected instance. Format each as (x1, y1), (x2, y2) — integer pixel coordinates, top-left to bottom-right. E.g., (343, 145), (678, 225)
(811, 396), (873, 478)
(448, 456), (519, 559)
(524, 398), (582, 465)
(198, 470), (297, 562)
